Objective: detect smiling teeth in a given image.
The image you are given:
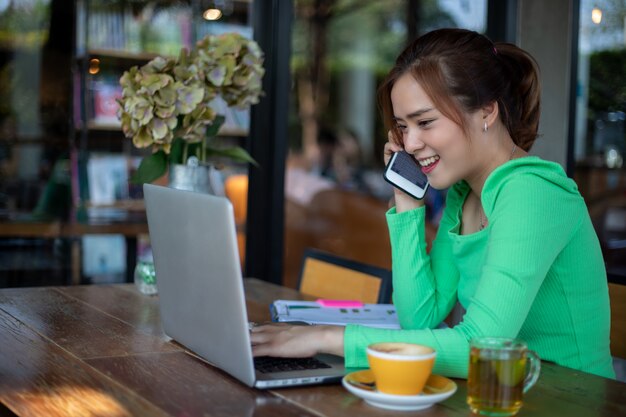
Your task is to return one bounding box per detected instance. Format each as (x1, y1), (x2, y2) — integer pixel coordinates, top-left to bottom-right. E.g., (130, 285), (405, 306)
(419, 156), (440, 167)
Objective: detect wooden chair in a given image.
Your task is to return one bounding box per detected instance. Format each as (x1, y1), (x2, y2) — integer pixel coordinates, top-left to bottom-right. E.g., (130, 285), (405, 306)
(297, 248), (392, 304)
(283, 188), (393, 288)
(609, 282), (626, 382)
(596, 206), (626, 281)
(609, 283), (626, 359)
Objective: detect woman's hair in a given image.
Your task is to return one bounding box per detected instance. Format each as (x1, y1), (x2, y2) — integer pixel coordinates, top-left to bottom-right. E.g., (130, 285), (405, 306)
(378, 28), (541, 151)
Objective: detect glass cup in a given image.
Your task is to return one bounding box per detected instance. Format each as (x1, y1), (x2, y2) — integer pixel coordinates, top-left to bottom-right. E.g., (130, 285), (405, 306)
(366, 342), (436, 395)
(467, 337), (540, 416)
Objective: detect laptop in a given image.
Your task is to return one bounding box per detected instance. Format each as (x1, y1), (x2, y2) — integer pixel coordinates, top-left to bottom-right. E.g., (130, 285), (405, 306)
(143, 183), (346, 388)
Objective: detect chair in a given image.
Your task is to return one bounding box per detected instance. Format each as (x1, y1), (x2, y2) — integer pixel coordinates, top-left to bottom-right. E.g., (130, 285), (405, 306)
(283, 187), (439, 289)
(609, 283), (626, 382)
(297, 248), (392, 304)
(609, 283), (626, 358)
(598, 206), (626, 281)
(283, 188), (393, 288)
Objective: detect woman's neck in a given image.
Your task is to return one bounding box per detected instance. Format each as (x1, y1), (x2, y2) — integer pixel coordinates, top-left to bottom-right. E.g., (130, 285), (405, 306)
(466, 138), (520, 200)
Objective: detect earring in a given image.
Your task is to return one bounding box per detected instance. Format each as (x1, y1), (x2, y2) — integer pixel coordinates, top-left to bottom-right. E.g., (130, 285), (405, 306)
(483, 121), (488, 133)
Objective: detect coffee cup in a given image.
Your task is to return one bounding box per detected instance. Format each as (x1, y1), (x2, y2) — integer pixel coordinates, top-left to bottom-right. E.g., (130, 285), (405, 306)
(467, 337), (540, 416)
(366, 342), (437, 395)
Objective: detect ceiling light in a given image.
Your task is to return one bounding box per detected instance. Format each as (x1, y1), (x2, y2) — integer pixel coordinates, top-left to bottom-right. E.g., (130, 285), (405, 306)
(203, 8), (222, 21)
(88, 58), (100, 75)
(592, 7), (602, 24)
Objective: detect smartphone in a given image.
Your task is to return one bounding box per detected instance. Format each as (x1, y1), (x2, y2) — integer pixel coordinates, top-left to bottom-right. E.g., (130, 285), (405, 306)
(383, 151), (429, 200)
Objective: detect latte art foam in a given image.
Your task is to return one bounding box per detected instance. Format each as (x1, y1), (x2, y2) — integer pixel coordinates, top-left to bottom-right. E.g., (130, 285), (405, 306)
(369, 342), (434, 357)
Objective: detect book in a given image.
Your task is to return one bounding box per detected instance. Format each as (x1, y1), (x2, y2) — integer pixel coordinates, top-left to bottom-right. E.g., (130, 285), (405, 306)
(86, 154), (129, 205)
(92, 81), (123, 125)
(270, 300), (400, 329)
(81, 234), (126, 280)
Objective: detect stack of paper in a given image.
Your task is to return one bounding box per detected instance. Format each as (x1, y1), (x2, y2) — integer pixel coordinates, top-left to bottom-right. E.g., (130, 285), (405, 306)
(270, 300), (400, 329)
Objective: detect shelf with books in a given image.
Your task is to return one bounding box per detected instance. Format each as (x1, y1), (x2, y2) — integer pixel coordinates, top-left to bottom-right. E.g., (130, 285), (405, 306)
(87, 74), (123, 128)
(80, 69), (252, 137)
(81, 48), (167, 62)
(86, 118), (249, 138)
(72, 0), (256, 202)
(86, 120), (124, 131)
(76, 0), (193, 59)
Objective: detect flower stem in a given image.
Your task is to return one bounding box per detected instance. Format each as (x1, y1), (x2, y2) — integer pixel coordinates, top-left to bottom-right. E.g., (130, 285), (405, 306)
(183, 142), (188, 164)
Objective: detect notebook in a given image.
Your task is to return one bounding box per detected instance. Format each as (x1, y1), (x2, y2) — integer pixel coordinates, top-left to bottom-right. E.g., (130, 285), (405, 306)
(143, 184), (346, 388)
(271, 300), (400, 328)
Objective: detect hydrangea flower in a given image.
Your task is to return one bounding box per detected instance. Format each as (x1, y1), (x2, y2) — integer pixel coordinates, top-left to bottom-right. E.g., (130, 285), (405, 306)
(117, 33), (264, 183)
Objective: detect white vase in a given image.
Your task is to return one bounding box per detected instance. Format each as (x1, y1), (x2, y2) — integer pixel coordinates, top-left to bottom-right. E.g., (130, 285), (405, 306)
(168, 158), (224, 195)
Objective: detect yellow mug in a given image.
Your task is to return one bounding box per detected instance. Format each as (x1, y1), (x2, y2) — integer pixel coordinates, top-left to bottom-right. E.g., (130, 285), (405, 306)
(366, 342), (437, 395)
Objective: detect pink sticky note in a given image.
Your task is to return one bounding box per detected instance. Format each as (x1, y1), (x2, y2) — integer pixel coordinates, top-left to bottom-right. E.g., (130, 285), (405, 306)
(316, 299), (364, 308)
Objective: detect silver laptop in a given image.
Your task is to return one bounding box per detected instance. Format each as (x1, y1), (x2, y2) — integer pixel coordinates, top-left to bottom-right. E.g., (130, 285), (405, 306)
(143, 183), (345, 388)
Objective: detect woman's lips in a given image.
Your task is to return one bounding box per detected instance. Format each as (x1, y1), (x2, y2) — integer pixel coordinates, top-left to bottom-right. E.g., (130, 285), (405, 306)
(421, 159), (439, 174)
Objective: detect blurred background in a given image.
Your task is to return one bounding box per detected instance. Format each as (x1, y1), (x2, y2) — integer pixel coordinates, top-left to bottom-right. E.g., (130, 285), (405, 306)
(0, 0), (624, 288)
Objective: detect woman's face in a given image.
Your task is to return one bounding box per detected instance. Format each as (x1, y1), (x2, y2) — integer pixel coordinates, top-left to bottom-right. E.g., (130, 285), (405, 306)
(390, 72), (482, 190)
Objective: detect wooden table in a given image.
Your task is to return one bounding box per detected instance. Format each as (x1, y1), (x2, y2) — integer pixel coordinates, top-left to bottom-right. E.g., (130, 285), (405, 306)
(1, 279), (625, 417)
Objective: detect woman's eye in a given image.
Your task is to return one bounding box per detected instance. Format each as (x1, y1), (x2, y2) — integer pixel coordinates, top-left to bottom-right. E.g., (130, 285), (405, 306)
(418, 119), (434, 127)
(396, 125), (408, 132)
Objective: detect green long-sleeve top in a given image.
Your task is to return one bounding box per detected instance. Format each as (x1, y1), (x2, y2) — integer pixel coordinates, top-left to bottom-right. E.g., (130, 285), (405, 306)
(343, 157), (615, 379)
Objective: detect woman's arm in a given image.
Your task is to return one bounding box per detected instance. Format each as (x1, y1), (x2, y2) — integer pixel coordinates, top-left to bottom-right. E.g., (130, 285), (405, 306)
(388, 186), (462, 329)
(346, 173), (582, 377)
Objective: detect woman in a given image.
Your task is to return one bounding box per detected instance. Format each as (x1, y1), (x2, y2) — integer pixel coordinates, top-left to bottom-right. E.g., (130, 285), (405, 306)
(251, 28), (615, 379)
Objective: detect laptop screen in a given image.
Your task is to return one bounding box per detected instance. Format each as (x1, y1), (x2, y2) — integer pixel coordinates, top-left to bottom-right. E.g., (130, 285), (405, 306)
(144, 184), (257, 386)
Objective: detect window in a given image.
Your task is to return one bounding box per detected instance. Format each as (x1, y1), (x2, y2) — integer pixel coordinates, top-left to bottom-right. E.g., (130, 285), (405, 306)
(575, 0), (626, 281)
(282, 0), (487, 286)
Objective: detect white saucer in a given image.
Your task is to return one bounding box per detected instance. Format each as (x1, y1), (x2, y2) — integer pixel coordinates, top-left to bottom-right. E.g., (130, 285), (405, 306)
(342, 370), (457, 411)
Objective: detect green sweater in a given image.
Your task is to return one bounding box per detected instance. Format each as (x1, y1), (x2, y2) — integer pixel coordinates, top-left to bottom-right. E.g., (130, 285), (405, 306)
(344, 157), (615, 379)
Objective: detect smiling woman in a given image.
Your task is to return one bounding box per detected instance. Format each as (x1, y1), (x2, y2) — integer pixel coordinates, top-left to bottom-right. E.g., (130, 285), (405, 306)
(356, 28), (614, 380)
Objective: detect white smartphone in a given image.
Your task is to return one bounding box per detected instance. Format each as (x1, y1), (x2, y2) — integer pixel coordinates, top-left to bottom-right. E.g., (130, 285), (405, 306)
(383, 151), (429, 200)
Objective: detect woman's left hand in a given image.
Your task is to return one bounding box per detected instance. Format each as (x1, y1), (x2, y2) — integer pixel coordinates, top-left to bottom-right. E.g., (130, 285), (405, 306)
(250, 323), (345, 358)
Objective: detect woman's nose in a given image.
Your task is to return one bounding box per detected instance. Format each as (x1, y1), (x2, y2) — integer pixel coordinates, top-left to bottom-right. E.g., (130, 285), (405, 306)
(403, 129), (425, 154)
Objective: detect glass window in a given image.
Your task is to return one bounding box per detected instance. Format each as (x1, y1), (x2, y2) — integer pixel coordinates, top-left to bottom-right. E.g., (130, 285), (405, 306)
(0, 0), (73, 286)
(0, 0), (69, 217)
(575, 0), (626, 280)
(283, 0), (487, 287)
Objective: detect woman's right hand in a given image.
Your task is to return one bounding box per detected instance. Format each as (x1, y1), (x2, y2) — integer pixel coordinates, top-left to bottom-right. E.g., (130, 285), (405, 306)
(384, 131), (426, 213)
(383, 131), (403, 166)
(250, 323), (344, 358)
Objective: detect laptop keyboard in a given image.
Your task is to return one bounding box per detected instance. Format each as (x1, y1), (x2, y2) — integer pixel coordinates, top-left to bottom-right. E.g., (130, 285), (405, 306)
(254, 356), (332, 374)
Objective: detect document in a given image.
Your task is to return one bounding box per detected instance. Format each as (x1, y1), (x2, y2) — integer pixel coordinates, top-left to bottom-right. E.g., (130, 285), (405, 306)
(270, 300), (400, 329)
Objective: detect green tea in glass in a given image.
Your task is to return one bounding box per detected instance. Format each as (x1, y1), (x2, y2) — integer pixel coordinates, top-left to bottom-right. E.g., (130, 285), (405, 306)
(467, 337), (540, 416)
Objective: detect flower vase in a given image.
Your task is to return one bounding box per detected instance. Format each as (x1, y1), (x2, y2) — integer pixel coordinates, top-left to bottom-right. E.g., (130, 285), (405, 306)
(168, 157), (224, 195)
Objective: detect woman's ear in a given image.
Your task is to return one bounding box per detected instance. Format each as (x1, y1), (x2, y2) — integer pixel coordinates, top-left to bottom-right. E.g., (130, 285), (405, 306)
(481, 101), (500, 129)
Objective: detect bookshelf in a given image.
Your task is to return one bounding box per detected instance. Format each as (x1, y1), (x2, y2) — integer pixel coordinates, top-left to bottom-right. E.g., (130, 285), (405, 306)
(69, 0), (254, 284)
(0, 0), (261, 286)
(73, 0), (254, 204)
